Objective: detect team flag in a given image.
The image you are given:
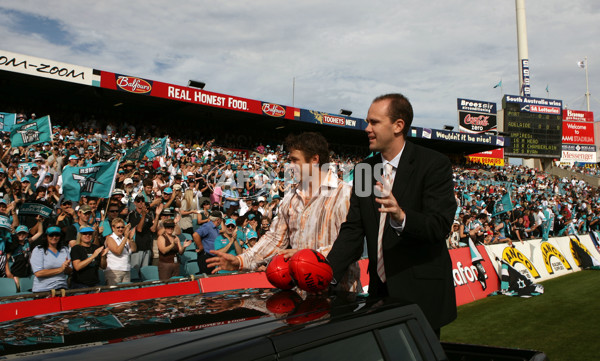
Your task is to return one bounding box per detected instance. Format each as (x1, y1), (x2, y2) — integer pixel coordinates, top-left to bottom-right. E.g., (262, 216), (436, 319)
(122, 141), (151, 162)
(98, 140), (117, 160)
(10, 116), (52, 147)
(468, 237), (488, 290)
(61, 160), (119, 201)
(493, 193), (514, 217)
(489, 258), (544, 297)
(145, 137), (168, 160)
(0, 112), (17, 132)
(493, 80), (502, 88)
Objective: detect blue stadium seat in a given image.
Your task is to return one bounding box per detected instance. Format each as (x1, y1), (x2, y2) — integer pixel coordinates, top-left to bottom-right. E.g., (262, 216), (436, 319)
(18, 276), (34, 293)
(98, 269), (106, 286)
(185, 262), (200, 276)
(130, 266), (142, 282)
(182, 250), (198, 263)
(0, 278), (18, 297)
(140, 265), (159, 281)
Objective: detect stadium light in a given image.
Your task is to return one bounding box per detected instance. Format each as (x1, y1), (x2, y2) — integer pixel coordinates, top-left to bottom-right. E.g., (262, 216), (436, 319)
(340, 109), (352, 116)
(188, 80), (206, 89)
(443, 125), (454, 131)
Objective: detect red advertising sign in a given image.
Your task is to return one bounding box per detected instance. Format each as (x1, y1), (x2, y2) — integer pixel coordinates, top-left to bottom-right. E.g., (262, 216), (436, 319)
(467, 148), (504, 166)
(449, 246), (500, 306)
(100, 71), (297, 120)
(563, 109), (594, 122)
(562, 121), (595, 144)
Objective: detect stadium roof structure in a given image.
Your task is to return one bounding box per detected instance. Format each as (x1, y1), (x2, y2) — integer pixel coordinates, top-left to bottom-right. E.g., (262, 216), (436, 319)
(0, 49), (506, 156)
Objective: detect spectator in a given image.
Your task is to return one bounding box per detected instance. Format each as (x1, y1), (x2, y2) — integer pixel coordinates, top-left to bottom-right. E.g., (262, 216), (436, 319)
(157, 219), (191, 280)
(213, 218), (243, 273)
(30, 226), (71, 292)
(104, 218), (135, 286)
(179, 188), (200, 235)
(193, 211), (222, 274)
(127, 195), (156, 269)
(65, 204), (95, 247)
(5, 223), (43, 290)
(70, 227), (108, 288)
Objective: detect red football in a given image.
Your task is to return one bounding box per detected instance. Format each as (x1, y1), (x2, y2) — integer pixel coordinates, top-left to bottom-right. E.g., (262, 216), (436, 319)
(288, 249), (333, 293)
(285, 297), (330, 325)
(266, 254), (295, 290)
(266, 290), (302, 315)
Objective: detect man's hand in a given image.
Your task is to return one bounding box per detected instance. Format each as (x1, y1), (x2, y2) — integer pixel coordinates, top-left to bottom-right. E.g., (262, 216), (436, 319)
(278, 249), (298, 259)
(206, 250), (240, 273)
(374, 181), (405, 224)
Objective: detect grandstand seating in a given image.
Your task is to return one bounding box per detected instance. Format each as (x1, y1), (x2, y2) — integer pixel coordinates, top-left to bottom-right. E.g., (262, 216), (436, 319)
(185, 262), (200, 277)
(18, 276), (34, 293)
(140, 266), (159, 281)
(0, 278), (18, 297)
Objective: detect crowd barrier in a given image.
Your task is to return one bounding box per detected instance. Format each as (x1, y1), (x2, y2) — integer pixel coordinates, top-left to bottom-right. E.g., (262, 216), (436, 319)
(2, 236), (598, 323)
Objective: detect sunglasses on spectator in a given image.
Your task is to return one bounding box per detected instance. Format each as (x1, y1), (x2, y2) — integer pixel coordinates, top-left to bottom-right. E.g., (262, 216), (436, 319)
(226, 225), (236, 229)
(48, 233), (61, 237)
(81, 232), (93, 236)
(115, 226), (125, 229)
(109, 209), (119, 213)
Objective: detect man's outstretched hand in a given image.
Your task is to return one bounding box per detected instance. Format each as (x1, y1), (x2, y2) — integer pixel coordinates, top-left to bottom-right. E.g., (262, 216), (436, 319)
(207, 250), (240, 274)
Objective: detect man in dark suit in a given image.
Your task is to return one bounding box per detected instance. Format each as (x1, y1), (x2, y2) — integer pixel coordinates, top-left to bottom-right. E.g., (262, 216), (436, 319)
(327, 93), (457, 333)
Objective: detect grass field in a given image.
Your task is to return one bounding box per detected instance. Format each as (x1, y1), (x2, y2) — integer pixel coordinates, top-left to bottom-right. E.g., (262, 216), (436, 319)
(441, 270), (600, 361)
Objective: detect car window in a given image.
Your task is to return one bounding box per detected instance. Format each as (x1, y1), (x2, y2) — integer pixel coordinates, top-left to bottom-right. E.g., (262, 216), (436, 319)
(292, 332), (383, 361)
(378, 323), (423, 361)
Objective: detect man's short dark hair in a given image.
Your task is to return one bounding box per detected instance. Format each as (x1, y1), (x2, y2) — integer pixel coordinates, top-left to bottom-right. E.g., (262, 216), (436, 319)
(372, 93), (414, 137)
(285, 132), (330, 166)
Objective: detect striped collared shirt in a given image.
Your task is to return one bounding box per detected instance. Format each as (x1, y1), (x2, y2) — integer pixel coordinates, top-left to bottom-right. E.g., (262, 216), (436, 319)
(238, 171), (361, 291)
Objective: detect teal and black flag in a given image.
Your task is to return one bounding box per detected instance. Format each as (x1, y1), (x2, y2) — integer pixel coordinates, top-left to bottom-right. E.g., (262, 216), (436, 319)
(122, 141), (151, 162)
(468, 237), (488, 290)
(10, 116), (52, 147)
(489, 258), (544, 298)
(61, 161), (119, 201)
(493, 193), (514, 217)
(98, 140), (117, 160)
(145, 137), (168, 160)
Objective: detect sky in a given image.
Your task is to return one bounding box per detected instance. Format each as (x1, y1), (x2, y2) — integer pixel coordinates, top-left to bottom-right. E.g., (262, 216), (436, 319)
(0, 0), (599, 130)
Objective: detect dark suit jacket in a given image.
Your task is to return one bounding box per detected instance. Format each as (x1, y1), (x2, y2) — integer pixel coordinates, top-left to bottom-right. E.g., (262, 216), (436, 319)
(328, 141), (457, 329)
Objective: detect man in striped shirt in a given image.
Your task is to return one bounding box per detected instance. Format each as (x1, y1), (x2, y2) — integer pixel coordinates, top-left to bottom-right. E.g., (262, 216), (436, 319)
(208, 132), (361, 291)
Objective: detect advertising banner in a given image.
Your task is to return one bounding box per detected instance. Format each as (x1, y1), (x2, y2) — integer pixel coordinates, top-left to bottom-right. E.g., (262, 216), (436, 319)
(562, 121), (595, 144)
(467, 148), (504, 166)
(503, 95), (562, 115)
(448, 246), (500, 306)
(484, 237), (589, 283)
(297, 109), (364, 131)
(410, 127), (506, 148)
(100, 71), (298, 120)
(563, 109), (594, 122)
(0, 49), (98, 86)
(561, 150), (596, 164)
(457, 98), (497, 134)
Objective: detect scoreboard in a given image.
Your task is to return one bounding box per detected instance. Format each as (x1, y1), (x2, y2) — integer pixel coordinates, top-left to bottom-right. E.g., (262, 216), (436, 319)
(502, 95), (563, 158)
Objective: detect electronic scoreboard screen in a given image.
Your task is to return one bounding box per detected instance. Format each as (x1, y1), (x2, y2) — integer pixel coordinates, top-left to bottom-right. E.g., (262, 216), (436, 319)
(502, 95), (563, 158)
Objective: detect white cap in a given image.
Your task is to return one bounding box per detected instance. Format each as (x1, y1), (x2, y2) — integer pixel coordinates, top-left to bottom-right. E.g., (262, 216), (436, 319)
(257, 196), (266, 202)
(124, 178), (133, 185)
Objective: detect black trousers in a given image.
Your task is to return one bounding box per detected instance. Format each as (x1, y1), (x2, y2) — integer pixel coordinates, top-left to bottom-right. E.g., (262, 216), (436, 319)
(197, 252), (216, 275)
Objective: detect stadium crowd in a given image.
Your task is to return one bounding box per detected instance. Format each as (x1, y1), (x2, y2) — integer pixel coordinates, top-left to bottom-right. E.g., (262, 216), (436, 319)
(0, 111), (599, 294)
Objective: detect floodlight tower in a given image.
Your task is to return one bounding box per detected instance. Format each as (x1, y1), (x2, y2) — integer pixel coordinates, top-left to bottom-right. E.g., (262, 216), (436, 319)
(516, 0), (531, 97)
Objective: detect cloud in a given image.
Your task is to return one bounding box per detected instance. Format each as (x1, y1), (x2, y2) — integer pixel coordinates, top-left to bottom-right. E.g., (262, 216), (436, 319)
(0, 0), (598, 130)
